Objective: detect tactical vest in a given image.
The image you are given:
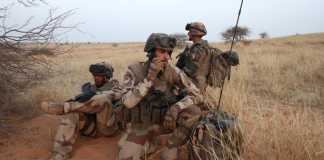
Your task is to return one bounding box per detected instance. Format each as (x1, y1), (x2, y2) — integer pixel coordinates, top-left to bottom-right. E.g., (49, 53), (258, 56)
(177, 40), (230, 89)
(177, 41), (211, 77)
(176, 47), (198, 76)
(127, 62), (186, 124)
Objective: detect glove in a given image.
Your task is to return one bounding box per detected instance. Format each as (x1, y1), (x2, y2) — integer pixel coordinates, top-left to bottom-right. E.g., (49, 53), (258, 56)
(163, 105), (181, 130)
(163, 115), (176, 131)
(147, 57), (167, 81)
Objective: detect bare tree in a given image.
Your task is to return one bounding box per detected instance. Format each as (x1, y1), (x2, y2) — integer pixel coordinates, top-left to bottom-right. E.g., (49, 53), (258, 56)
(221, 26), (250, 43)
(259, 32), (269, 39)
(0, 0), (75, 106)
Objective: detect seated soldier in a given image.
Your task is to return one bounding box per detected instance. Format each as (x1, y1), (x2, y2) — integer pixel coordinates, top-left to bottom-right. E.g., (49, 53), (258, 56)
(41, 62), (122, 160)
(110, 33), (205, 160)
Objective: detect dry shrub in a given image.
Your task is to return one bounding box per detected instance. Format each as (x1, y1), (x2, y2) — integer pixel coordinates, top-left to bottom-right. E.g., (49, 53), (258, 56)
(242, 105), (324, 160)
(0, 1), (75, 119)
(241, 40), (252, 46)
(209, 33), (324, 160)
(28, 47), (56, 56)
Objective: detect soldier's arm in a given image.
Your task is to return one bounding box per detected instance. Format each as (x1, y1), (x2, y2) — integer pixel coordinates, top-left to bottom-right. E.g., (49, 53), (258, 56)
(100, 79), (125, 102)
(172, 66), (204, 111)
(120, 68), (153, 109)
(163, 65), (204, 129)
(85, 79), (125, 110)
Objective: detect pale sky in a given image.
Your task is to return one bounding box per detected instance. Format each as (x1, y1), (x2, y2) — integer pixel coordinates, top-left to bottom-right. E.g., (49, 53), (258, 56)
(3, 0), (324, 42)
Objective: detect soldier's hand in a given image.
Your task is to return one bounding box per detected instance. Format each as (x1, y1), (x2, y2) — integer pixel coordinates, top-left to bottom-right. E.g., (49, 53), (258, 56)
(163, 106), (180, 130)
(163, 115), (176, 130)
(147, 57), (167, 81)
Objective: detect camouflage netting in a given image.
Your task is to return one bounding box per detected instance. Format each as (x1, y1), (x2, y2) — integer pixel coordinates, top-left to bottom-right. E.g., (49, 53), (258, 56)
(207, 48), (230, 88)
(188, 110), (243, 160)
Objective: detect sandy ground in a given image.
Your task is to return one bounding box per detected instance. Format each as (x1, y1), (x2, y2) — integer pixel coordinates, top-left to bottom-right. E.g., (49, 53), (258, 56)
(0, 115), (121, 160)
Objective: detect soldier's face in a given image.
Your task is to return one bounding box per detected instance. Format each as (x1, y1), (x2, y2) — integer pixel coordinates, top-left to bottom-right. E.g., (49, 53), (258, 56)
(188, 30), (202, 41)
(188, 31), (194, 41)
(155, 48), (171, 62)
(94, 75), (107, 87)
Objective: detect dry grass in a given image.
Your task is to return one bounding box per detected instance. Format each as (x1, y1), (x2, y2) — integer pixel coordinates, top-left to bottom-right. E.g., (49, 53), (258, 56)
(18, 33), (324, 159)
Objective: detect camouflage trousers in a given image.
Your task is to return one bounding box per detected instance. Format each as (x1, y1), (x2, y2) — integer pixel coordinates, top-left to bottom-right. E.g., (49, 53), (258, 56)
(114, 104), (201, 160)
(159, 105), (201, 160)
(51, 101), (118, 160)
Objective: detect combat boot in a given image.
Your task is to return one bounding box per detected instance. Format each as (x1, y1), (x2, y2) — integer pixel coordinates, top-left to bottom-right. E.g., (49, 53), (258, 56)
(41, 101), (73, 115)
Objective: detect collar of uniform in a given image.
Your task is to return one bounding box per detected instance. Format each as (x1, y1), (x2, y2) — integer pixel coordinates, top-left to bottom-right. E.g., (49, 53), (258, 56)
(194, 39), (208, 45)
(96, 80), (113, 92)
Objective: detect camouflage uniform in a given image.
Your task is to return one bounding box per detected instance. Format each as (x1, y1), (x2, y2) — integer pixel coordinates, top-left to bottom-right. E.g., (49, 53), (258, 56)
(177, 39), (215, 91)
(177, 22), (222, 91)
(176, 22), (243, 160)
(115, 33), (205, 159)
(41, 62), (123, 160)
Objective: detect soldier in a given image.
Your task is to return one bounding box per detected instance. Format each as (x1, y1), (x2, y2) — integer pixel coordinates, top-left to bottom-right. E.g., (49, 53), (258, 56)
(107, 33), (205, 159)
(176, 22), (239, 93)
(41, 62), (122, 160)
(176, 22), (243, 160)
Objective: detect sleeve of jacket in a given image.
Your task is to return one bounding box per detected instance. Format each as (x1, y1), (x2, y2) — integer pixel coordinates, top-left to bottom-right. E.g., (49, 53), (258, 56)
(120, 68), (153, 109)
(100, 79), (124, 102)
(171, 65), (204, 110)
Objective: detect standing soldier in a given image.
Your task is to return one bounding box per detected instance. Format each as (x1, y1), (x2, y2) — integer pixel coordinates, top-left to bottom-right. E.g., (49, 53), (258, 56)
(176, 22), (243, 160)
(176, 22), (239, 93)
(41, 62), (122, 160)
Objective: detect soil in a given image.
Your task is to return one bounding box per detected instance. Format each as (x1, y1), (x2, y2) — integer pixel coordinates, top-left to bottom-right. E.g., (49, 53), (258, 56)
(0, 115), (121, 160)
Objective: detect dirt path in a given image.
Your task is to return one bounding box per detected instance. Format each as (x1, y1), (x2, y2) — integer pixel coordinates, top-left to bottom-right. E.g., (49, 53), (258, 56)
(0, 115), (120, 160)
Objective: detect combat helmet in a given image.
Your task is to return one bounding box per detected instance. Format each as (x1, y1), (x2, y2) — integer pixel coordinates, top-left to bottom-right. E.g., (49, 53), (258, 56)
(89, 62), (114, 79)
(144, 33), (177, 59)
(185, 22), (207, 36)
